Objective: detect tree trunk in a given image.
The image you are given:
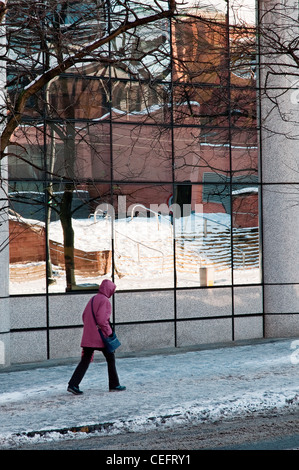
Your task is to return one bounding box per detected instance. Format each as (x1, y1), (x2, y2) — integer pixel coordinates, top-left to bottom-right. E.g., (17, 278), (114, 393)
(60, 183), (75, 291)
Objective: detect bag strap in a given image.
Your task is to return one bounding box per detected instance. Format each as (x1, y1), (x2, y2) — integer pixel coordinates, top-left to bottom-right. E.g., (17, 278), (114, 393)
(91, 297), (102, 331)
(91, 296), (114, 338)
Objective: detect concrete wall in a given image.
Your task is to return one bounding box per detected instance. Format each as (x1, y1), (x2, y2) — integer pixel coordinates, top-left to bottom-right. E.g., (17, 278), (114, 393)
(8, 286), (264, 364)
(0, 163), (10, 368)
(260, 0), (299, 337)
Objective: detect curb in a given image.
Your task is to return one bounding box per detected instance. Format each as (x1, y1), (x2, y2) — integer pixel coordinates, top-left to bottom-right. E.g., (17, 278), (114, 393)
(8, 391), (299, 446)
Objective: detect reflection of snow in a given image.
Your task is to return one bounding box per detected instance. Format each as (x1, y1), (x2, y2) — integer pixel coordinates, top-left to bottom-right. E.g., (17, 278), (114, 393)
(178, 0), (256, 25)
(232, 187), (258, 195)
(9, 213), (260, 294)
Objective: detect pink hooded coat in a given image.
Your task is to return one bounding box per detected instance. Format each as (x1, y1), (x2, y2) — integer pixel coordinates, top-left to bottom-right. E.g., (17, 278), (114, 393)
(80, 279), (116, 349)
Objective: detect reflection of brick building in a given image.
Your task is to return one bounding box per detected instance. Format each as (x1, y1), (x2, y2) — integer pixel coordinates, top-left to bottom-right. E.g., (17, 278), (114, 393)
(9, 11), (257, 227)
(9, 218), (111, 276)
(9, 218), (45, 264)
(75, 14), (257, 226)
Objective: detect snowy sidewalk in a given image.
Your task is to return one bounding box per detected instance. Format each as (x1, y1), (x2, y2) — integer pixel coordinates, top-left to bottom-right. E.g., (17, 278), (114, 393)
(0, 338), (298, 448)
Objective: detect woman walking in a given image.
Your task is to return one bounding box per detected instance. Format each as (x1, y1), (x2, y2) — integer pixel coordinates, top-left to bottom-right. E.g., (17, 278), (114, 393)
(67, 279), (126, 394)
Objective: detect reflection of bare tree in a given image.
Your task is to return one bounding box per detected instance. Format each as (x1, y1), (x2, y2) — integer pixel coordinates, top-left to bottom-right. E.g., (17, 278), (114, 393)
(258, 2), (299, 139)
(0, 1), (176, 290)
(1, 1), (263, 291)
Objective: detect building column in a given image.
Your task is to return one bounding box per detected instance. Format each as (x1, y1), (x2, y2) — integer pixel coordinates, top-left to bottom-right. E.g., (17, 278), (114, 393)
(0, 165), (10, 367)
(259, 0), (299, 337)
(0, 13), (10, 366)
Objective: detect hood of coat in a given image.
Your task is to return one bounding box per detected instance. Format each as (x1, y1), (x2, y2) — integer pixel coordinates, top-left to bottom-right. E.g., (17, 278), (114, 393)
(98, 279), (116, 298)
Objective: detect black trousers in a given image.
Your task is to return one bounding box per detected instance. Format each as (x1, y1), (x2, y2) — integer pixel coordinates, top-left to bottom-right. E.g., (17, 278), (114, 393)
(69, 347), (120, 390)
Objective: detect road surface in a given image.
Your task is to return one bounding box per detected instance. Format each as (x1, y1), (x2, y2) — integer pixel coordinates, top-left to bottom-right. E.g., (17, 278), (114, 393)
(12, 408), (299, 451)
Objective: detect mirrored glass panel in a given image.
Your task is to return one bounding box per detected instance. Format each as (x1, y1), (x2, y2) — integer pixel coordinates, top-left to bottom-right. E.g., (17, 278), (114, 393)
(48, 183), (112, 293)
(173, 83), (232, 140)
(173, 126), (231, 182)
(232, 183), (260, 285)
(172, 5), (227, 85)
(174, 183), (232, 288)
(43, 122), (112, 181)
(231, 145), (258, 183)
(48, 73), (111, 121)
(111, 184), (174, 290)
(9, 182), (47, 294)
(110, 78), (171, 125)
(112, 124), (172, 181)
(8, 127), (45, 180)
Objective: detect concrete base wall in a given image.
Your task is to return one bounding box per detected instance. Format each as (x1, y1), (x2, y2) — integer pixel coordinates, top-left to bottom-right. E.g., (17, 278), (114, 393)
(7, 286), (267, 365)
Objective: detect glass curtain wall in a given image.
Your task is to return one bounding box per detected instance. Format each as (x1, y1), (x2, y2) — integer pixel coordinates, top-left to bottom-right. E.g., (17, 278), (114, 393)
(7, 1), (261, 339)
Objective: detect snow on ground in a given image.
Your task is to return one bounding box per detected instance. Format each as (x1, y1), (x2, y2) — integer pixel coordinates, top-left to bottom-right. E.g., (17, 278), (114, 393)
(0, 338), (298, 448)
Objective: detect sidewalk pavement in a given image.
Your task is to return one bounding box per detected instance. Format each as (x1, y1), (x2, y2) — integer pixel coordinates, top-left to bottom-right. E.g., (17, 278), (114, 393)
(0, 337), (298, 449)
